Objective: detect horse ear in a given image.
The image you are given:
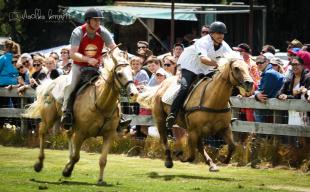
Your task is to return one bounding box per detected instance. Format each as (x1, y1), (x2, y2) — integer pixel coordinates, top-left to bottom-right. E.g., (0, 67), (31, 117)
(217, 58), (230, 70)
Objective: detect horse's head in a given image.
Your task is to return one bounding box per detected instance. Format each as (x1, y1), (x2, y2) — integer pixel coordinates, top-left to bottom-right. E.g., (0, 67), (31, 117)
(218, 58), (254, 92)
(108, 49), (139, 102)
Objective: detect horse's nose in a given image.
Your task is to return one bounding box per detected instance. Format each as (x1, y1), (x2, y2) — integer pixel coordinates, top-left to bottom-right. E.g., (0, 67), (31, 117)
(244, 80), (253, 91)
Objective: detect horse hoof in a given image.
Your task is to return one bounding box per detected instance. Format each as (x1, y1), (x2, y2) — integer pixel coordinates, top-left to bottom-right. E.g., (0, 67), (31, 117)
(209, 165), (219, 172)
(97, 180), (107, 186)
(165, 161), (173, 168)
(34, 162), (43, 172)
(62, 169), (72, 177)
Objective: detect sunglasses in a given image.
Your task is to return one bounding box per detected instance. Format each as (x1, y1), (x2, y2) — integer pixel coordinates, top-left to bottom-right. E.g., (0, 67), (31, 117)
(22, 61), (29, 65)
(138, 46), (147, 49)
(291, 63), (301, 67)
(164, 63), (171, 67)
(271, 64), (278, 66)
(156, 73), (164, 77)
(61, 51), (68, 54)
(260, 51), (266, 54)
(256, 62), (265, 65)
(33, 63), (41, 67)
(201, 31), (209, 34)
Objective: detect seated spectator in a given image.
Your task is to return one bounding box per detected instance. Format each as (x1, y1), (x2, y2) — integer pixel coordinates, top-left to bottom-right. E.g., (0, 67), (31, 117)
(155, 68), (168, 84)
(145, 56), (162, 87)
(49, 51), (60, 64)
(130, 56), (149, 88)
(162, 55), (177, 76)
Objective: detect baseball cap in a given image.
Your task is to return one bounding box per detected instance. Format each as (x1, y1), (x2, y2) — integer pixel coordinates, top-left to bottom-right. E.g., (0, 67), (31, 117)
(233, 43), (251, 54)
(270, 57), (284, 66)
(263, 52), (275, 61)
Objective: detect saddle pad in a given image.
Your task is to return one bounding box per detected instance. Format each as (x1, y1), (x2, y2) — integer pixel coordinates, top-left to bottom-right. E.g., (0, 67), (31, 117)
(161, 80), (181, 105)
(51, 74), (72, 104)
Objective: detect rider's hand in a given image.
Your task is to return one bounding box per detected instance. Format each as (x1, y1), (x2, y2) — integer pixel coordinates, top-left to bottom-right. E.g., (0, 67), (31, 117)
(211, 60), (218, 68)
(87, 57), (99, 67)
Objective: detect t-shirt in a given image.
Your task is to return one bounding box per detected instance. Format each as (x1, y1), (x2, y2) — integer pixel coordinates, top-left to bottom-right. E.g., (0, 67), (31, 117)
(70, 25), (114, 47)
(179, 34), (232, 74)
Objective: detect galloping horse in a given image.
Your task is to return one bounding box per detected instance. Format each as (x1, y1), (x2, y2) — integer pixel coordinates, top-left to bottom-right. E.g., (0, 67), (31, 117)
(137, 57), (253, 171)
(23, 48), (139, 184)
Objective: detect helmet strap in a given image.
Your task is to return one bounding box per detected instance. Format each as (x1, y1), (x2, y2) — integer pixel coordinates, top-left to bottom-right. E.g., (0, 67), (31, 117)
(210, 33), (222, 50)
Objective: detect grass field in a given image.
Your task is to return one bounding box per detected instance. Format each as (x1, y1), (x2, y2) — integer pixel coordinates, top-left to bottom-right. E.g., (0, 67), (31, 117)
(0, 146), (309, 192)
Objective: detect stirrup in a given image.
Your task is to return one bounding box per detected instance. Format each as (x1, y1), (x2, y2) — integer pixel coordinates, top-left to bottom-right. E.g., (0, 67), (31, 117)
(61, 112), (73, 130)
(166, 113), (176, 129)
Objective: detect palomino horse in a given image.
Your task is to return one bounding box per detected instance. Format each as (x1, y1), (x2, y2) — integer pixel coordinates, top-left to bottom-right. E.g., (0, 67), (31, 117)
(23, 48), (139, 184)
(138, 58), (253, 171)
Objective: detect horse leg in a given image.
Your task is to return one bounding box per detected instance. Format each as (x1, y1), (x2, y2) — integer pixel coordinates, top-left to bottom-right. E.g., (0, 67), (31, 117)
(221, 127), (236, 164)
(179, 131), (197, 163)
(62, 132), (83, 177)
(97, 134), (114, 185)
(34, 122), (47, 172)
(157, 119), (173, 168)
(197, 138), (219, 172)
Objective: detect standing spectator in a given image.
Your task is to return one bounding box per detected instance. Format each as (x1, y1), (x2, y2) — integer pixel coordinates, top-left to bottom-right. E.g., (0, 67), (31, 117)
(0, 40), (19, 108)
(136, 41), (153, 64)
(260, 44), (276, 55)
(58, 47), (72, 74)
(254, 55), (284, 122)
(270, 57), (285, 74)
(200, 25), (209, 37)
(172, 43), (184, 63)
(30, 56), (47, 89)
(296, 51), (310, 71)
(49, 51), (60, 64)
(45, 57), (59, 80)
(286, 39), (303, 51)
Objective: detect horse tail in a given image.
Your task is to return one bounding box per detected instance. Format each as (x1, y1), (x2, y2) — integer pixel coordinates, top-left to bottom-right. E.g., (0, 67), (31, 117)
(137, 85), (160, 109)
(22, 79), (55, 119)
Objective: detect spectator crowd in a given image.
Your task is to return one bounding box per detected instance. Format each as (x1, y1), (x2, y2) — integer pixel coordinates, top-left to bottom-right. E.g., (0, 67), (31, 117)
(1, 24), (310, 137)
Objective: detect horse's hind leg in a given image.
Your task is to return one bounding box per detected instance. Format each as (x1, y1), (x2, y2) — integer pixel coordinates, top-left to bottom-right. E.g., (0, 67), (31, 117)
(221, 126), (236, 164)
(62, 132), (84, 177)
(34, 122), (47, 172)
(157, 118), (173, 168)
(97, 134), (114, 185)
(197, 138), (219, 172)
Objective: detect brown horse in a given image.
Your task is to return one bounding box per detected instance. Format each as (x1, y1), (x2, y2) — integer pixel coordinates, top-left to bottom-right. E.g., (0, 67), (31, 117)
(137, 58), (253, 171)
(23, 49), (139, 184)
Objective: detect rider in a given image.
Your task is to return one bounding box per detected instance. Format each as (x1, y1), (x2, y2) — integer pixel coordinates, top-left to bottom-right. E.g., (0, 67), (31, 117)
(61, 8), (130, 130)
(165, 21), (233, 130)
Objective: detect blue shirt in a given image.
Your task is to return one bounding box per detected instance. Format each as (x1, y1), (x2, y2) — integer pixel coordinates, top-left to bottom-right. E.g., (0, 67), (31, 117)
(0, 52), (18, 86)
(256, 64), (284, 98)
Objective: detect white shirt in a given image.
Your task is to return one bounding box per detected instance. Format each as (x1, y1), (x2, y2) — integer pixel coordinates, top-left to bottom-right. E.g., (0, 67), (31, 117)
(179, 34), (233, 74)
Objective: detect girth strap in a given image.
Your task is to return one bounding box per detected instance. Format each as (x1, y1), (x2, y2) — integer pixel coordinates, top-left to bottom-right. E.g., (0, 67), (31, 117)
(186, 105), (231, 114)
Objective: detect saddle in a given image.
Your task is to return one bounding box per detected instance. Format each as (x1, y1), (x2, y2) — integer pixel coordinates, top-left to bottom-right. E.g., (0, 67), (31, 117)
(76, 67), (100, 96)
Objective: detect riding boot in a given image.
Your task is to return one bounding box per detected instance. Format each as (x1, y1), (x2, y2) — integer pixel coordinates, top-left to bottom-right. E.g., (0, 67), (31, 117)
(117, 115), (132, 132)
(61, 94), (75, 130)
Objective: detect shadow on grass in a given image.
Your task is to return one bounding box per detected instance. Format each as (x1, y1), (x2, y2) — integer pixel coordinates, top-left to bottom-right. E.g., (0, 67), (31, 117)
(146, 172), (237, 182)
(29, 178), (115, 187)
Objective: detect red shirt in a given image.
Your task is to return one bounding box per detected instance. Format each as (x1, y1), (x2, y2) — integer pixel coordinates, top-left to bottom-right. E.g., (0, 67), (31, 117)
(74, 24), (104, 67)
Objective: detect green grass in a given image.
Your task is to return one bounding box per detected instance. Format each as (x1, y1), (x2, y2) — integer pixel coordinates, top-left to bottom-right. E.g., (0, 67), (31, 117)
(0, 146), (309, 192)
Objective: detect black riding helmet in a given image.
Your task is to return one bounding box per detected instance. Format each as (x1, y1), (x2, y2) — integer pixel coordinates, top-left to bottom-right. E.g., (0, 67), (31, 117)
(209, 21), (227, 34)
(84, 8), (104, 21)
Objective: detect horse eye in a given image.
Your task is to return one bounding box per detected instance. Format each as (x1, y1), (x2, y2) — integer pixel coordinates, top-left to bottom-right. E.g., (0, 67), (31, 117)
(117, 72), (123, 78)
(234, 66), (240, 71)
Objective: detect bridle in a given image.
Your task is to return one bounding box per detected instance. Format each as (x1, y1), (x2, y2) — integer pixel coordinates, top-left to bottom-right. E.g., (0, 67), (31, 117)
(228, 60), (244, 87)
(113, 63), (134, 90)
